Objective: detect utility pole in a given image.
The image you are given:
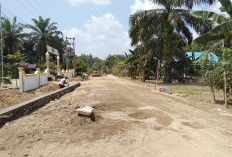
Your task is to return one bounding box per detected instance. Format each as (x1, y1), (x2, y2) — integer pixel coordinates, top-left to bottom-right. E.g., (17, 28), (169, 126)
(66, 37), (75, 54)
(66, 37), (76, 68)
(0, 2), (4, 88)
(64, 38), (69, 70)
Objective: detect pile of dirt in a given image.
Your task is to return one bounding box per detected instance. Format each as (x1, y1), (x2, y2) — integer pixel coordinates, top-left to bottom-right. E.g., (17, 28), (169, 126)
(34, 83), (60, 95)
(68, 76), (83, 82)
(0, 83), (60, 110)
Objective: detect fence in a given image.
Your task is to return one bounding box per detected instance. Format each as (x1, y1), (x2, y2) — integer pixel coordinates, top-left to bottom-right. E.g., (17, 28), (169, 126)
(18, 67), (49, 92)
(61, 69), (75, 78)
(18, 67), (76, 92)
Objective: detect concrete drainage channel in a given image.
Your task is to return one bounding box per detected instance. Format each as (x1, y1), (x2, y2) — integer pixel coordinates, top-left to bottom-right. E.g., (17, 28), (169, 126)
(0, 83), (81, 127)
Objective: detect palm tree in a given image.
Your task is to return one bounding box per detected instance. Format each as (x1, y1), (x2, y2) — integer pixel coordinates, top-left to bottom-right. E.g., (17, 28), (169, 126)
(129, 10), (165, 82)
(26, 16), (62, 63)
(191, 0), (232, 44)
(2, 17), (25, 55)
(129, 0), (215, 83)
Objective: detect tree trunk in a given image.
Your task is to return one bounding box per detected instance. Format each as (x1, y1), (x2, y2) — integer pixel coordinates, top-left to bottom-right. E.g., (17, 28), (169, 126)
(15, 79), (18, 88)
(163, 66), (172, 83)
(211, 87), (216, 101)
(140, 68), (145, 82)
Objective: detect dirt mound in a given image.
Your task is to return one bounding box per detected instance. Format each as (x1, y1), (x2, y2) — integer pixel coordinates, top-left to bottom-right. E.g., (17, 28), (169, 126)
(68, 76), (83, 82)
(0, 83), (59, 110)
(34, 84), (60, 95)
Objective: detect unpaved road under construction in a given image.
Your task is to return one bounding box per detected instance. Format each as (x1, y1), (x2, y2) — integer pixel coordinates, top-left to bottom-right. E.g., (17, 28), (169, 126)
(0, 75), (232, 157)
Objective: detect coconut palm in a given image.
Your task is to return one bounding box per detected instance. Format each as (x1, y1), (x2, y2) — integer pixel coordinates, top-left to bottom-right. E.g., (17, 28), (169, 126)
(191, 0), (232, 44)
(2, 17), (25, 55)
(26, 16), (62, 63)
(129, 0), (215, 83)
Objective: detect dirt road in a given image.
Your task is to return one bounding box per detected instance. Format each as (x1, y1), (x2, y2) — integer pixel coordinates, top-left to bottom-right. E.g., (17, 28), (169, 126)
(0, 75), (232, 157)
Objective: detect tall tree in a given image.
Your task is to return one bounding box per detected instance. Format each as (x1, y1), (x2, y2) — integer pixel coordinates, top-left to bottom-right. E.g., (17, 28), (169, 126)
(26, 16), (62, 63)
(2, 17), (24, 56)
(129, 0), (215, 83)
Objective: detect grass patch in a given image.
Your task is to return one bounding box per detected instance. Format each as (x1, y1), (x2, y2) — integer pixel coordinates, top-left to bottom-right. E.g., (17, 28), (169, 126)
(160, 84), (211, 95)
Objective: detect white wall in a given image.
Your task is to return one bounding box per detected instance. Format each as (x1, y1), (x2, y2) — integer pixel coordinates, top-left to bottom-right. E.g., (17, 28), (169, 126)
(18, 69), (49, 92)
(61, 69), (75, 78)
(40, 70), (49, 86)
(23, 73), (39, 91)
(19, 69), (75, 92)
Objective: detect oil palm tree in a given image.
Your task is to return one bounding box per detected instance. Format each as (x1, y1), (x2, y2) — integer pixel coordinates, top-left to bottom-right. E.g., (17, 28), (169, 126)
(129, 0), (214, 83)
(26, 16), (62, 63)
(191, 0), (232, 44)
(129, 10), (161, 81)
(2, 17), (25, 55)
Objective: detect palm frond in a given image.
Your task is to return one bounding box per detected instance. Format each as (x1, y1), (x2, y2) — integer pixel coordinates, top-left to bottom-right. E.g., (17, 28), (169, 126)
(190, 10), (228, 24)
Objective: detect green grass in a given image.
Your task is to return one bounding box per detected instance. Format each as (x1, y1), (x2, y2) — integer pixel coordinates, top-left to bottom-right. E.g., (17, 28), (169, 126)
(160, 84), (211, 95)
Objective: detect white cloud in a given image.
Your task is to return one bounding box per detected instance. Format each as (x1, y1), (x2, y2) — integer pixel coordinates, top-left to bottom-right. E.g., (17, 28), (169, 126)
(67, 0), (110, 6)
(85, 13), (123, 34)
(63, 13), (131, 59)
(130, 0), (163, 14)
(193, 1), (229, 17)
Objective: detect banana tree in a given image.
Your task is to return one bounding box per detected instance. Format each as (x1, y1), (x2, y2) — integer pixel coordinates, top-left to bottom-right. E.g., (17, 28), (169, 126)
(191, 0), (232, 43)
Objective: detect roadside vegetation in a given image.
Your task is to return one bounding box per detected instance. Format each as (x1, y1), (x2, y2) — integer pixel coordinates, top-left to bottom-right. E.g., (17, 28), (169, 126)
(0, 0), (232, 107)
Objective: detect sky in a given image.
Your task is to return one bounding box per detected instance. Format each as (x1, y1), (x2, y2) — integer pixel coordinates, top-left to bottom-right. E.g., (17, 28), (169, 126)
(1, 0), (223, 59)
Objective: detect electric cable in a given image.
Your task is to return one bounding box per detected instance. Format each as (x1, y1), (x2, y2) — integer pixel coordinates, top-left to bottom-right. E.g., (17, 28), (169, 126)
(15, 0), (38, 17)
(31, 0), (50, 17)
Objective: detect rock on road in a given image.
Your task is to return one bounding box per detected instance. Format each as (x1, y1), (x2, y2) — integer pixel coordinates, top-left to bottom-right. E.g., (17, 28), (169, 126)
(0, 75), (232, 157)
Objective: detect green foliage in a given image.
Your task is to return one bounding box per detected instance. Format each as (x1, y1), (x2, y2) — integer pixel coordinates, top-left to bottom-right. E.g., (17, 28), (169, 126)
(49, 61), (57, 76)
(0, 62), (11, 85)
(112, 61), (126, 77)
(103, 55), (125, 75)
(92, 60), (103, 72)
(5, 50), (25, 79)
(191, 0), (232, 44)
(2, 17), (25, 57)
(128, 0), (214, 82)
(77, 54), (103, 74)
(199, 49), (232, 100)
(79, 54), (94, 68)
(26, 16), (62, 64)
(75, 58), (87, 75)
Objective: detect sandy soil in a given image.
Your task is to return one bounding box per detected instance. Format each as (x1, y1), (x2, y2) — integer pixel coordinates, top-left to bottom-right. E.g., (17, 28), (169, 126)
(0, 77), (82, 110)
(0, 75), (232, 157)
(0, 83), (60, 110)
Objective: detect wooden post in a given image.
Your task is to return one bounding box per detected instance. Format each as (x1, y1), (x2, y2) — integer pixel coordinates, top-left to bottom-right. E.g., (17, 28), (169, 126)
(224, 70), (228, 108)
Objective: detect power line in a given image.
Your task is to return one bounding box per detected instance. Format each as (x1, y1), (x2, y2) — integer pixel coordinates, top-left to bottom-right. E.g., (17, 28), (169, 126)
(1, 10), (30, 35)
(15, 0), (38, 17)
(1, 11), (14, 23)
(2, 7), (29, 24)
(23, 0), (43, 17)
(31, 0), (50, 17)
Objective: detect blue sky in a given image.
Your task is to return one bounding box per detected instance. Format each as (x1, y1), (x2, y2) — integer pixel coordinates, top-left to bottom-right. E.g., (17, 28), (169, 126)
(2, 0), (222, 59)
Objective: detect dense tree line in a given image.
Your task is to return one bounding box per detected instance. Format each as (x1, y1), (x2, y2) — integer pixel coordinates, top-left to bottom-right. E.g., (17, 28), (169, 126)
(126, 0), (232, 106)
(0, 16), (65, 83)
(0, 0), (231, 106)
